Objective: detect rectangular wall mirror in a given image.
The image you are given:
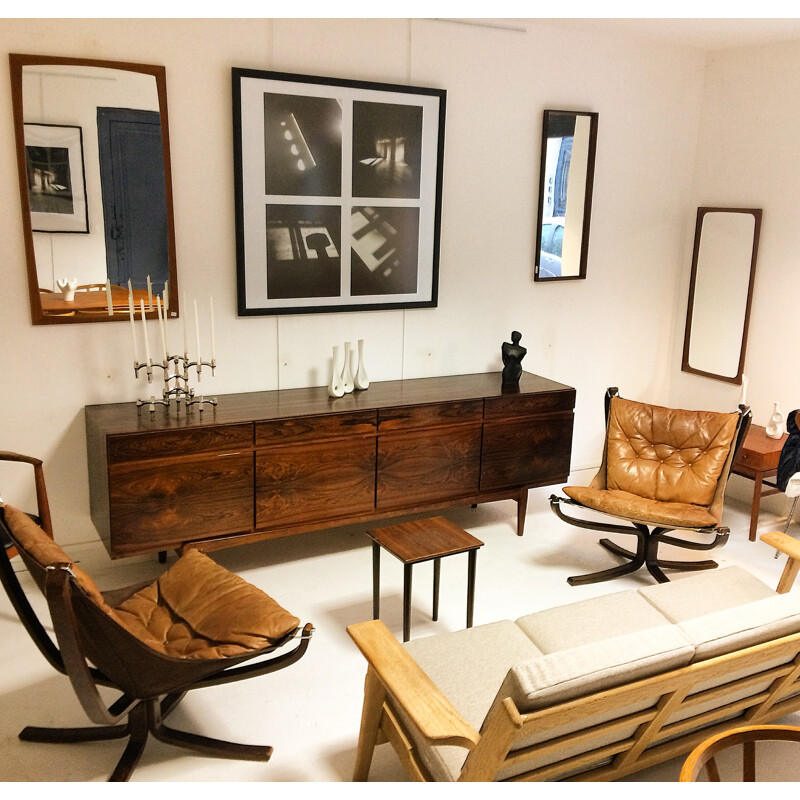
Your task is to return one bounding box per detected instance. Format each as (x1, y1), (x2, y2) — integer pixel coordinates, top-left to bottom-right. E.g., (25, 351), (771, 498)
(534, 109), (598, 282)
(682, 207), (762, 383)
(9, 53), (179, 324)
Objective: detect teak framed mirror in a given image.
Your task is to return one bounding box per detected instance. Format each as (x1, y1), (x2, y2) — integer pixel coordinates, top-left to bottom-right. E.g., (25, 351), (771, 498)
(534, 109), (598, 282)
(9, 53), (179, 325)
(682, 207), (762, 384)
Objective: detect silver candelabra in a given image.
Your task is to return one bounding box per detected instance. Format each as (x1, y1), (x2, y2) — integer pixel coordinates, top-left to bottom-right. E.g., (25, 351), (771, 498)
(132, 294), (217, 413)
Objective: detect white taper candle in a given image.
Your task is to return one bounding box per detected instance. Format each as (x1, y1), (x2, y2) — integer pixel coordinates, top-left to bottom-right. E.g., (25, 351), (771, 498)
(146, 275), (153, 310)
(182, 291), (188, 355)
(210, 297), (216, 361)
(129, 303), (138, 365)
(157, 297), (168, 362)
(139, 300), (151, 366)
(105, 280), (113, 316)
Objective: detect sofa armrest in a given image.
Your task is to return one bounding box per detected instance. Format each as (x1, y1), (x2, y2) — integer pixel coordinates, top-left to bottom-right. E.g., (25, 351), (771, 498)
(761, 532), (800, 593)
(347, 619), (480, 749)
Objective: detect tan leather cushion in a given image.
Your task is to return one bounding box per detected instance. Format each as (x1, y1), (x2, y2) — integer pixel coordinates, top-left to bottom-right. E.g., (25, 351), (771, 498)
(114, 549), (300, 658)
(2, 504), (300, 660)
(563, 486), (718, 528)
(2, 504), (111, 610)
(604, 396), (739, 507)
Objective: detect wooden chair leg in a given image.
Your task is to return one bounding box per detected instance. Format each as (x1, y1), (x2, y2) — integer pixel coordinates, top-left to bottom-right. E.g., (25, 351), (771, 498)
(353, 667), (387, 781)
(109, 702), (149, 782)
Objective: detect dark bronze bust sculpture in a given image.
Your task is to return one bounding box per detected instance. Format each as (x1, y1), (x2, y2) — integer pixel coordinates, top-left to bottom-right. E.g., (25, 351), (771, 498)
(502, 331), (526, 389)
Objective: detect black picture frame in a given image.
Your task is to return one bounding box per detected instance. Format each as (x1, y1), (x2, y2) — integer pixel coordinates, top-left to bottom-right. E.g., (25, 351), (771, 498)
(23, 123), (89, 233)
(232, 68), (446, 316)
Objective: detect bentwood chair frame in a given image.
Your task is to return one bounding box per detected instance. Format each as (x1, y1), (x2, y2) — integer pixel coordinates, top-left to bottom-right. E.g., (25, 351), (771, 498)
(550, 388), (752, 585)
(0, 451), (313, 781)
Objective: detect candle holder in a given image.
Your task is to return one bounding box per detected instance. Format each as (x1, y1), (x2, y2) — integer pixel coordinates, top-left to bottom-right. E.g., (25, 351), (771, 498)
(134, 353), (217, 413)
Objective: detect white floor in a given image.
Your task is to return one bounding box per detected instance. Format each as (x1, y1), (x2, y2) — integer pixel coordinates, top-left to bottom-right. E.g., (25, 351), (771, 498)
(3, 483), (800, 783)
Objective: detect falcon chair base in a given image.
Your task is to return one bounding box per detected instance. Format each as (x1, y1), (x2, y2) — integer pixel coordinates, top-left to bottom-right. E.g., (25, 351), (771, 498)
(550, 494), (730, 586)
(0, 451), (314, 782)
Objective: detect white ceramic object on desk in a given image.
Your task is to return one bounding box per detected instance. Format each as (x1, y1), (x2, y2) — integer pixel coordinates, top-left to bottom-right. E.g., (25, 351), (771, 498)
(354, 338), (369, 390)
(57, 277), (77, 302)
(766, 401), (786, 439)
(342, 341), (355, 394)
(329, 346), (345, 398)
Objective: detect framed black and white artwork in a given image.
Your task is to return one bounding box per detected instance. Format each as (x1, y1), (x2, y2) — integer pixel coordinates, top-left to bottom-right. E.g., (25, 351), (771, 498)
(232, 68), (446, 316)
(24, 123), (89, 233)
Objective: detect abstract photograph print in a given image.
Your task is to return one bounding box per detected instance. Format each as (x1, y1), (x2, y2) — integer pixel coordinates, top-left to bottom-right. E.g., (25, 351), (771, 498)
(233, 68), (445, 316)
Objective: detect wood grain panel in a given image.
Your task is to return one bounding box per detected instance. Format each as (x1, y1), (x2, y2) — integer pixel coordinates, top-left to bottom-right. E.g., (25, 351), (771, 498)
(378, 400), (483, 432)
(256, 438), (376, 528)
(108, 452), (253, 555)
(483, 389), (576, 420)
(480, 412), (574, 491)
(107, 423), (253, 463)
(255, 410), (376, 446)
(377, 426), (482, 509)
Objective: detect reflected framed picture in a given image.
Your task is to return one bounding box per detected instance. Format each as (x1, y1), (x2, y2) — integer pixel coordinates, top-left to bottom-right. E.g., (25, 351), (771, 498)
(23, 123), (89, 233)
(232, 68), (446, 315)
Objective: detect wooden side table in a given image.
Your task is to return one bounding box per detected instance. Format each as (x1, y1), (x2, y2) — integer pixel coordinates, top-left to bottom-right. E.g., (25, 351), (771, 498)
(367, 516), (484, 642)
(731, 424), (788, 542)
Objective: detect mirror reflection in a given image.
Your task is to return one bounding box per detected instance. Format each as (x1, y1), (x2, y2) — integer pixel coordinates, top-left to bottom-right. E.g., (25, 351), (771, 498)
(682, 207), (761, 383)
(534, 109), (598, 282)
(10, 54), (178, 324)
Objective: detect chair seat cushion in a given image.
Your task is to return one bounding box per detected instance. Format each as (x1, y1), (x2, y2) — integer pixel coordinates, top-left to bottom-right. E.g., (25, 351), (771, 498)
(563, 486), (718, 528)
(516, 590), (672, 654)
(113, 549), (300, 659)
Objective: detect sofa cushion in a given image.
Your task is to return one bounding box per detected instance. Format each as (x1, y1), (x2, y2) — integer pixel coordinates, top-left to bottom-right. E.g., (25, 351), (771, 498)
(678, 591), (800, 661)
(638, 566), (776, 623)
(401, 620), (543, 781)
(516, 590), (671, 653)
(497, 625), (694, 713)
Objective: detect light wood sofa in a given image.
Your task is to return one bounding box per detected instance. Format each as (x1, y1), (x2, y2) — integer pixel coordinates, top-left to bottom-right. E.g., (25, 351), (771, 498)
(347, 531), (800, 781)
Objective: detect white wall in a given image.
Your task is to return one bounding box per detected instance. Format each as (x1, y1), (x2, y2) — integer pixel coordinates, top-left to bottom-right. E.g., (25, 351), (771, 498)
(0, 19), (706, 546)
(670, 39), (800, 437)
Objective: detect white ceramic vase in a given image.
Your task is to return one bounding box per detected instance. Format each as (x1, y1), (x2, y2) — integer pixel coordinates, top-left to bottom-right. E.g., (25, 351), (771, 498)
(354, 339), (369, 390)
(341, 341), (355, 393)
(766, 401), (785, 439)
(328, 346), (345, 398)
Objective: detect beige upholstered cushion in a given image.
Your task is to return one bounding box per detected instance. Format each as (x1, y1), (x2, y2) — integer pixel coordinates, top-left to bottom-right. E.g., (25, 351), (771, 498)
(678, 592), (800, 661)
(562, 486), (718, 528)
(516, 590), (672, 654)
(639, 566), (776, 623)
(401, 621), (544, 781)
(498, 625), (694, 713)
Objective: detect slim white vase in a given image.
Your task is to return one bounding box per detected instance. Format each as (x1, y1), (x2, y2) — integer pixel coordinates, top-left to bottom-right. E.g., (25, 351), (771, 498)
(328, 346), (345, 398)
(766, 402), (785, 439)
(341, 341), (355, 393)
(354, 338), (369, 390)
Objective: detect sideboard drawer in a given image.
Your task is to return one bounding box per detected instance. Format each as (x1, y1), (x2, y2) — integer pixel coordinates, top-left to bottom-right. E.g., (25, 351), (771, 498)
(378, 400), (483, 432)
(255, 411), (376, 446)
(108, 451), (254, 556)
(108, 423), (253, 463)
(484, 390), (576, 420)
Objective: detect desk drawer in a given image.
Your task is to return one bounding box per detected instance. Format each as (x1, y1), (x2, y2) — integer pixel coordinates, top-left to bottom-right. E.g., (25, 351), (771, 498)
(484, 390), (575, 420)
(256, 411), (376, 446)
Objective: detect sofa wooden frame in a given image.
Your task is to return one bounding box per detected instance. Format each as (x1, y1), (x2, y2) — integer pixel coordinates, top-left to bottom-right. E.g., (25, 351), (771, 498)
(347, 530), (800, 782)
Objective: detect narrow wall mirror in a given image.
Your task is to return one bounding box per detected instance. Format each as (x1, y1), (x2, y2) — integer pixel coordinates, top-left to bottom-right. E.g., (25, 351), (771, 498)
(682, 207), (762, 384)
(534, 109), (598, 282)
(9, 54), (178, 324)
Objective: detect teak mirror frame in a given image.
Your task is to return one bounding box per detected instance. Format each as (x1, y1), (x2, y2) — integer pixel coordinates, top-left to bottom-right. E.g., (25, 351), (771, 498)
(9, 53), (179, 325)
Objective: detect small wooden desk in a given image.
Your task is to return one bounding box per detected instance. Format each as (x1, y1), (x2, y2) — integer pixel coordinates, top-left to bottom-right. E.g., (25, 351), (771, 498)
(732, 424), (788, 541)
(367, 516), (484, 642)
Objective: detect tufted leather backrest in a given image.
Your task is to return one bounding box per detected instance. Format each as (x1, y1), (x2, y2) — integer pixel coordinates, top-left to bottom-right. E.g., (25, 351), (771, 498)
(604, 396), (740, 507)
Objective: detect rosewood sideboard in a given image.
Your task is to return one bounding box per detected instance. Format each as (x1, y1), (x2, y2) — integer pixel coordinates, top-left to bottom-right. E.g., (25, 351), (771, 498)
(85, 372), (575, 559)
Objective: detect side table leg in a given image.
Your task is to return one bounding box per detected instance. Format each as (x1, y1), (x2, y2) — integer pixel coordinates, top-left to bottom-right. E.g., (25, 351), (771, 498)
(403, 564), (413, 643)
(750, 473), (764, 542)
(432, 558), (441, 621)
(372, 541), (380, 620)
(466, 549), (477, 629)
(517, 488), (528, 536)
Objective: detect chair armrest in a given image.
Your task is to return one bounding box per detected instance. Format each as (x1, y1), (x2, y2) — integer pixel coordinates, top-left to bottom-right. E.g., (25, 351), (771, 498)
(347, 619), (480, 749)
(761, 532), (800, 593)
